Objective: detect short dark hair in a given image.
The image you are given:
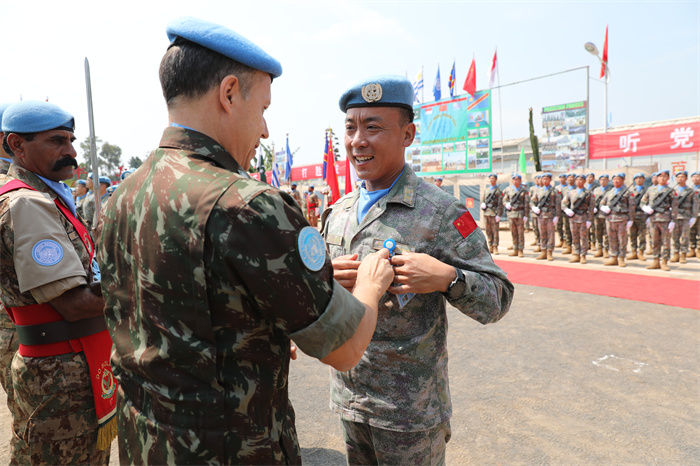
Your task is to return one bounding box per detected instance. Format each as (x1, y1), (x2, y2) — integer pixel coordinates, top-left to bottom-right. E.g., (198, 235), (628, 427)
(2, 132), (35, 156)
(398, 107), (414, 126)
(159, 37), (255, 106)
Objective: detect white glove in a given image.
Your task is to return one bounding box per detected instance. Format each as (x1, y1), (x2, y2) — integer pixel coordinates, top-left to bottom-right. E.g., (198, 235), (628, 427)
(495, 216), (501, 223)
(553, 216), (559, 225)
(668, 221), (675, 232)
(564, 208), (574, 217)
(505, 202), (512, 210)
(523, 216), (528, 222)
(532, 206), (541, 215)
(585, 221), (592, 229)
(593, 207), (598, 214)
(481, 202), (487, 210)
(642, 205), (654, 215)
(600, 205), (611, 214)
(646, 218), (651, 228)
(626, 220), (633, 230)
(690, 218), (697, 227)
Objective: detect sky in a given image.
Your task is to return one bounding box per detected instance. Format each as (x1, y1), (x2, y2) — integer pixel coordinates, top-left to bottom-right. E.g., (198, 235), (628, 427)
(1, 0), (698, 170)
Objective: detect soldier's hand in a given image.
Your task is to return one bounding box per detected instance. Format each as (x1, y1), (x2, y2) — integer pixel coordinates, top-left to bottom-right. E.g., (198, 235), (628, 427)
(355, 249), (394, 296)
(388, 252), (455, 295)
(290, 342), (298, 360)
(669, 221), (675, 232)
(332, 254), (361, 292)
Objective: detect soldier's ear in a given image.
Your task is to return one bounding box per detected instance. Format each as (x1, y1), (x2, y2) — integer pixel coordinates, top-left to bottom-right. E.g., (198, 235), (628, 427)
(402, 123), (416, 148)
(6, 133), (25, 160)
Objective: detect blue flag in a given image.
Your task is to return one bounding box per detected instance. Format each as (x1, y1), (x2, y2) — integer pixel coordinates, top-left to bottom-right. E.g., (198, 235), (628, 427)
(448, 62), (456, 98)
(433, 66), (441, 101)
(322, 135), (329, 180)
(271, 163), (280, 188)
(285, 135), (293, 182)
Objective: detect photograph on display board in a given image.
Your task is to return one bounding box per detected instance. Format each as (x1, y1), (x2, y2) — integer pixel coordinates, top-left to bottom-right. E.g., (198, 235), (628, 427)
(442, 143), (467, 171)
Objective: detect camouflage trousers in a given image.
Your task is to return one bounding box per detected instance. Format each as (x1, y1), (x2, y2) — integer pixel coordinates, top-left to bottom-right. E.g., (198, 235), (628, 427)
(606, 220), (629, 258)
(690, 217), (699, 248)
(10, 352), (109, 466)
(532, 215), (540, 241)
(509, 216), (525, 250)
(0, 318), (20, 458)
(593, 217), (609, 250)
(484, 215), (499, 247)
(570, 219), (590, 255)
(650, 221), (672, 260)
(537, 217), (556, 251)
(341, 420), (450, 466)
(557, 215), (571, 245)
(629, 217), (647, 251)
(672, 219), (691, 253)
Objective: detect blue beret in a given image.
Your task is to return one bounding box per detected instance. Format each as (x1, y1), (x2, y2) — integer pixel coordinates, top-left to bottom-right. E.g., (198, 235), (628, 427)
(1, 101), (74, 133)
(166, 17), (282, 78)
(435, 176), (443, 181)
(542, 172), (552, 178)
(488, 173), (498, 178)
(339, 75), (413, 112)
(599, 174), (609, 179)
(587, 172), (595, 177)
(633, 173), (645, 179)
(98, 176), (111, 185)
(309, 185), (314, 189)
(511, 173), (522, 179)
(691, 171), (700, 176)
(0, 103), (13, 128)
(659, 169), (670, 176)
(576, 174), (586, 180)
(675, 170), (688, 177)
(566, 173), (575, 177)
(120, 170), (133, 180)
(651, 171), (658, 176)
(613, 172), (625, 179)
(535, 174), (542, 179)
(558, 174), (566, 178)
(76, 179), (87, 186)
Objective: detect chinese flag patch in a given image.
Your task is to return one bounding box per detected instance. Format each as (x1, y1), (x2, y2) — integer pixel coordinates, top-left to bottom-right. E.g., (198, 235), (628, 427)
(453, 211), (477, 238)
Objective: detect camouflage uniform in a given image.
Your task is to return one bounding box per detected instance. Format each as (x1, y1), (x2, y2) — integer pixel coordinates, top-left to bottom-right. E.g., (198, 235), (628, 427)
(290, 188), (303, 208)
(529, 183), (540, 245)
(629, 184), (648, 254)
(480, 183), (503, 251)
(561, 188), (594, 256)
(75, 192), (88, 220)
(641, 185), (678, 261)
(0, 165), (108, 465)
(81, 191), (95, 229)
(672, 186), (699, 256)
(502, 184), (529, 253)
(601, 186), (634, 259)
(0, 157), (11, 174)
(555, 183), (567, 246)
(97, 127), (366, 465)
(690, 184), (700, 254)
(530, 185), (562, 253)
(592, 184), (612, 253)
(321, 165), (513, 464)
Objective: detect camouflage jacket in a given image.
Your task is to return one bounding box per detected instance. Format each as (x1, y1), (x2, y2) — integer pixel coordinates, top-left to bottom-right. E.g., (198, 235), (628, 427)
(81, 192), (95, 229)
(673, 186), (699, 220)
(321, 165), (513, 431)
(530, 185), (562, 219)
(601, 186), (635, 222)
(593, 185), (612, 219)
(480, 184), (503, 216)
(0, 157), (11, 175)
(502, 185), (530, 219)
(641, 185), (678, 222)
(630, 185), (648, 219)
(562, 188), (594, 223)
(97, 127), (365, 465)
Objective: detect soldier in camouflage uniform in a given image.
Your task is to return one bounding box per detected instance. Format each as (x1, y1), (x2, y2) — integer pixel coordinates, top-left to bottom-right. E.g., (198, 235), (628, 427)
(74, 179), (89, 217)
(81, 175), (95, 228)
(690, 171), (700, 258)
(503, 174), (529, 257)
(96, 19), (394, 465)
(592, 174), (611, 258)
(529, 174), (541, 250)
(555, 174), (567, 248)
(600, 173), (634, 267)
(641, 169), (678, 271)
(646, 171), (659, 254)
(530, 172), (561, 261)
(670, 171), (699, 264)
(561, 174), (594, 263)
(322, 76), (513, 466)
(480, 173), (503, 254)
(628, 173), (648, 260)
(1, 101), (112, 464)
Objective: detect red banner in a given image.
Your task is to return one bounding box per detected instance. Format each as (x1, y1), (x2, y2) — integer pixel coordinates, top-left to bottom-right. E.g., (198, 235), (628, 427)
(589, 122), (699, 159)
(251, 161), (348, 184)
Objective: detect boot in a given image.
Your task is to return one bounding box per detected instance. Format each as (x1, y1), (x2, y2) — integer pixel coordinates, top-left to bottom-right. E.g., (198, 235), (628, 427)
(637, 249), (646, 261)
(680, 253), (687, 264)
(580, 255), (587, 264)
(509, 249), (518, 257)
(646, 258), (660, 270)
(556, 239), (563, 248)
(594, 246), (603, 258)
(687, 248), (696, 258)
(603, 249), (609, 258)
(493, 246), (499, 255)
(563, 244), (572, 254)
(660, 259), (670, 271)
(508, 245), (514, 250)
(530, 239), (538, 246)
(569, 254), (580, 263)
(534, 245), (542, 252)
(604, 256), (618, 266)
(536, 250), (547, 260)
(518, 249), (524, 257)
(670, 252), (679, 263)
(627, 250), (638, 260)
(547, 250), (554, 261)
(618, 256), (626, 267)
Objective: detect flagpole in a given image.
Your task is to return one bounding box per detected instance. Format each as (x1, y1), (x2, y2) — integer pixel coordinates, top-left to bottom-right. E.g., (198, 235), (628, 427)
(495, 50), (505, 172)
(421, 65), (424, 103)
(84, 58), (101, 228)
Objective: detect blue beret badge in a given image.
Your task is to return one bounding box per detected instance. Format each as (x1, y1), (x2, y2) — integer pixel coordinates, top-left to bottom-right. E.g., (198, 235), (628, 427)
(32, 239), (63, 266)
(361, 83), (383, 103)
(298, 226), (326, 272)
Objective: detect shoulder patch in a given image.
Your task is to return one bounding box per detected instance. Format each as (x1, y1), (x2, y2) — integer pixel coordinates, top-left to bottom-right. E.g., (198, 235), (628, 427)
(297, 226), (326, 271)
(32, 239), (63, 266)
(453, 211), (477, 238)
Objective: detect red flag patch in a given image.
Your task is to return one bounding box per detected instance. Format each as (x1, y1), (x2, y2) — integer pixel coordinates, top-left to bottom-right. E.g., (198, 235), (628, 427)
(453, 211), (477, 238)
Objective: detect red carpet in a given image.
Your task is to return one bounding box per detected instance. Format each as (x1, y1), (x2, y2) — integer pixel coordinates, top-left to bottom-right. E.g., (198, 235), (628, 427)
(495, 260), (700, 310)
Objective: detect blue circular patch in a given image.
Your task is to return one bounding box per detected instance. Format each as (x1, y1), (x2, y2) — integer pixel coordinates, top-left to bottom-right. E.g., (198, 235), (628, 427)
(297, 226), (326, 272)
(31, 239), (63, 266)
(383, 238), (396, 253)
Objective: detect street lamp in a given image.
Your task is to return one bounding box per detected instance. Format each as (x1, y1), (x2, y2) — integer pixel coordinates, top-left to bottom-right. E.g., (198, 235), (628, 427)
(584, 41), (609, 133)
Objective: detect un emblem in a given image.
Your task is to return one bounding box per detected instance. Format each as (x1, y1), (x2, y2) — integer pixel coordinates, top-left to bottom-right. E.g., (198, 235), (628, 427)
(361, 83), (383, 103)
(31, 239), (64, 266)
(298, 226), (326, 272)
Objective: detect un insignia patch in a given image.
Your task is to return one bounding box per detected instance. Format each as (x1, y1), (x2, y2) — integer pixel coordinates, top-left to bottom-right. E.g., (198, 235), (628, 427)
(361, 83), (382, 103)
(31, 239), (63, 266)
(298, 226), (326, 272)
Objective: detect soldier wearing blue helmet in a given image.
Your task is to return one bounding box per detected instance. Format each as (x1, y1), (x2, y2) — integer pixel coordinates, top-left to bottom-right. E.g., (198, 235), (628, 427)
(481, 172), (504, 253)
(530, 174), (542, 250)
(530, 172), (561, 260)
(670, 170), (698, 264)
(628, 173), (649, 260)
(641, 169), (677, 270)
(0, 103), (15, 175)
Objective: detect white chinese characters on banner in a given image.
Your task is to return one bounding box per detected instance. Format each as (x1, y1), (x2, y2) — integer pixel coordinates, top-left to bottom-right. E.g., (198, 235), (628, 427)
(301, 168), (308, 178)
(670, 127), (694, 149)
(315, 166), (322, 177)
(619, 132), (640, 153)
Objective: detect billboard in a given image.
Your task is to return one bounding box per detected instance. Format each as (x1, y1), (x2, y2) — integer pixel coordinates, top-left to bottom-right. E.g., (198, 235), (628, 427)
(540, 101), (587, 170)
(589, 121), (699, 159)
(407, 90), (492, 175)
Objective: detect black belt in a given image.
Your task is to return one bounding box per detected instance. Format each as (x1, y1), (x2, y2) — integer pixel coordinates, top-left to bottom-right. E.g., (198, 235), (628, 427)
(16, 316), (107, 346)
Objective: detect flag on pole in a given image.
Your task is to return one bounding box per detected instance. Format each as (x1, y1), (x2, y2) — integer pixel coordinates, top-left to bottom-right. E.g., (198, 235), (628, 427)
(463, 58), (476, 96)
(412, 69), (424, 103)
(344, 157), (353, 194)
(489, 49), (498, 88)
(284, 135), (293, 182)
(271, 163), (281, 188)
(448, 61), (456, 98)
(433, 66), (441, 101)
(519, 147), (527, 174)
(322, 135), (329, 179)
(600, 25), (608, 79)
(325, 135), (340, 204)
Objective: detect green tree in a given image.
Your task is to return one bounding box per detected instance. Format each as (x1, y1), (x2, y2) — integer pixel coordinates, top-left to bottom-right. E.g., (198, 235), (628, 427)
(528, 107), (541, 172)
(80, 137), (123, 176)
(128, 156), (143, 169)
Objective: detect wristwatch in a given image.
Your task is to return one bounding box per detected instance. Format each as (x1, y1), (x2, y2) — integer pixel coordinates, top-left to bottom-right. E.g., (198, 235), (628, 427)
(444, 267), (466, 300)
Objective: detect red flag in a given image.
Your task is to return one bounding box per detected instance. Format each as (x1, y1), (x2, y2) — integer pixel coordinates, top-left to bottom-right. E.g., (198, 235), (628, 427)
(489, 49), (498, 88)
(600, 25), (608, 79)
(463, 58), (476, 96)
(344, 157), (353, 194)
(326, 137), (340, 204)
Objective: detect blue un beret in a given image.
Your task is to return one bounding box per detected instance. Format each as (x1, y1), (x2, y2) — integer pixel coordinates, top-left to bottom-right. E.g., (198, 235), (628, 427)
(675, 170), (688, 177)
(1, 101), (74, 133)
(511, 173), (522, 180)
(558, 174), (566, 179)
(76, 179), (87, 186)
(121, 170), (133, 180)
(535, 174), (542, 179)
(587, 172), (595, 177)
(339, 75), (414, 112)
(633, 173), (645, 180)
(658, 169), (670, 176)
(98, 176), (111, 185)
(613, 172), (625, 179)
(0, 103), (13, 128)
(691, 171), (700, 177)
(599, 174), (609, 180)
(542, 172), (553, 178)
(576, 174), (586, 180)
(166, 17), (282, 78)
(488, 173), (498, 179)
(651, 171), (658, 176)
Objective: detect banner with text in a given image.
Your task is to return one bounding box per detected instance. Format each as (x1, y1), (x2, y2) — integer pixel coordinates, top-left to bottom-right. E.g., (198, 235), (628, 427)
(589, 121), (699, 159)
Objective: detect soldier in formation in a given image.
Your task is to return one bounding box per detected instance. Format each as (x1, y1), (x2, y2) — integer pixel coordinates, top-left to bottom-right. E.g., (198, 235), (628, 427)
(561, 174), (594, 263)
(592, 174), (611, 258)
(690, 171), (700, 257)
(530, 172), (561, 261)
(502, 173), (529, 257)
(555, 174), (567, 248)
(628, 173), (648, 260)
(641, 169), (677, 270)
(481, 173), (503, 254)
(670, 170), (699, 264)
(530, 174), (541, 251)
(306, 185), (320, 226)
(600, 173), (634, 267)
